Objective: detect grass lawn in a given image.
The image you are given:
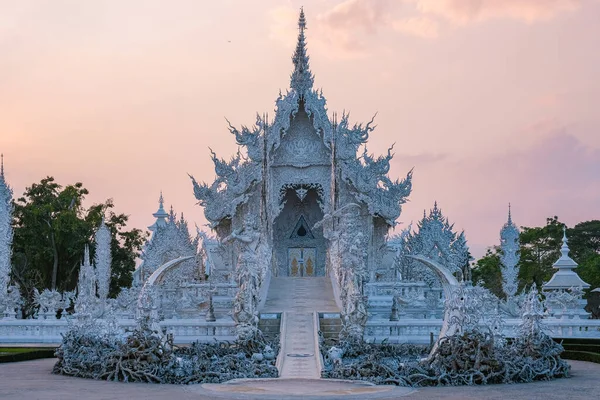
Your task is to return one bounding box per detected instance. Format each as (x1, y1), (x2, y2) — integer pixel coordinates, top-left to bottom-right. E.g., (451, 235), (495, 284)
(0, 347), (57, 363)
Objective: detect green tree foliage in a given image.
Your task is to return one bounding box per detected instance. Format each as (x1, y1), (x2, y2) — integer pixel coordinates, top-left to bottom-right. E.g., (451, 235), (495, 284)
(473, 217), (600, 300)
(10, 177), (146, 316)
(518, 216), (564, 292)
(568, 221), (600, 292)
(471, 247), (504, 299)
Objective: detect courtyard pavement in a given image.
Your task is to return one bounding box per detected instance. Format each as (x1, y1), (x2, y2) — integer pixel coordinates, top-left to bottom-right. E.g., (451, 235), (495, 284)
(0, 358), (599, 400)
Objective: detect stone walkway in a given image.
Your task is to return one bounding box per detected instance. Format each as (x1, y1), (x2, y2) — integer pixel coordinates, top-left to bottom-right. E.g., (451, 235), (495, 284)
(1, 359), (600, 399)
(261, 277), (339, 379)
(261, 277), (339, 313)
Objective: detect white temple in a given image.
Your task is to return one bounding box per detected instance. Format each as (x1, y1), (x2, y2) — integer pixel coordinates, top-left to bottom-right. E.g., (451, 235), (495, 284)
(189, 8), (413, 337)
(0, 9), (598, 347)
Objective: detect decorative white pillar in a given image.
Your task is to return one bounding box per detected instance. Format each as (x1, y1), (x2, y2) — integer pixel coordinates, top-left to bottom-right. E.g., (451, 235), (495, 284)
(500, 204), (520, 298)
(94, 217), (112, 303)
(0, 154), (14, 306)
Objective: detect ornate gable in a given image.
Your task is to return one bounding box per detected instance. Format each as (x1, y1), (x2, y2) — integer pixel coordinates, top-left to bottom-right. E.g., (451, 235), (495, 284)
(396, 202), (470, 286)
(138, 205), (200, 283)
(191, 8), (413, 230)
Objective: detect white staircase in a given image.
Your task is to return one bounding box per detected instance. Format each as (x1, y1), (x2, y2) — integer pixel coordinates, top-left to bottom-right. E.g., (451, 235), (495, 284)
(262, 277), (339, 379)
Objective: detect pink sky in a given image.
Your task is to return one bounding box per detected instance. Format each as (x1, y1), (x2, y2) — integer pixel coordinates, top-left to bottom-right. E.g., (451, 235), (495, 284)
(1, 0), (599, 258)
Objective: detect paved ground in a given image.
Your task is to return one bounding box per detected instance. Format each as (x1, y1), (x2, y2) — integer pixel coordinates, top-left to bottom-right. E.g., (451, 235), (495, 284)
(1, 358), (599, 400)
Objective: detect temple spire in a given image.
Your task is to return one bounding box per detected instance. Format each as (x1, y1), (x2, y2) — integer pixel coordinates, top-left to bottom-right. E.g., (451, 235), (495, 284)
(0, 154), (4, 180)
(500, 204), (520, 298)
(290, 7), (314, 96)
(149, 191), (169, 231)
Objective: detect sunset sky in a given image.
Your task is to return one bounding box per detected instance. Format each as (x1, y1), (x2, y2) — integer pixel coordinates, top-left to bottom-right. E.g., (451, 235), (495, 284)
(1, 0), (599, 258)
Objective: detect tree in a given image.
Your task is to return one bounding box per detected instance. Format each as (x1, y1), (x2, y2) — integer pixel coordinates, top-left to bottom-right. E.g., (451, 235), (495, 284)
(518, 216), (564, 291)
(12, 177), (90, 292)
(11, 177), (147, 316)
(471, 247), (504, 299)
(568, 220), (600, 293)
(472, 217), (600, 303)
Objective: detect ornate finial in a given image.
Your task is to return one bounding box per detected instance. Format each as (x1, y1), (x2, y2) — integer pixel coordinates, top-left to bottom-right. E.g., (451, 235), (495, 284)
(290, 7), (314, 95)
(159, 191), (164, 208)
(432, 201), (439, 214)
(507, 203), (512, 224)
(299, 7), (307, 29)
(0, 154), (4, 179)
(561, 225), (569, 255)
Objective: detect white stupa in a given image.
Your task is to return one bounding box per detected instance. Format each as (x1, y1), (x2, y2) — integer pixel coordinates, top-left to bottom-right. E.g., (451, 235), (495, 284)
(543, 227), (590, 290)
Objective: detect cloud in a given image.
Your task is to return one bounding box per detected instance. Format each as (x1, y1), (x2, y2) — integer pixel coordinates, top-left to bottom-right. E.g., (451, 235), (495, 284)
(314, 0), (397, 57)
(267, 4), (372, 59)
(395, 152), (447, 165)
(267, 0), (585, 57)
(391, 123), (600, 257)
(412, 0), (581, 24)
(317, 0), (391, 34)
(267, 6), (299, 48)
(391, 16), (439, 39)
(267, 1), (438, 60)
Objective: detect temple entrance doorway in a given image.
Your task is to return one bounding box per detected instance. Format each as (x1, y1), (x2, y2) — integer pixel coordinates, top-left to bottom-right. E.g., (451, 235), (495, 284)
(288, 247), (316, 276)
(272, 185), (326, 276)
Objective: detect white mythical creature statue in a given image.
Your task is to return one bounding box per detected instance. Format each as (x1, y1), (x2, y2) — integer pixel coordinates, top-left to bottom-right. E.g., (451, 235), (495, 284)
(223, 214), (262, 338)
(316, 203), (369, 339)
(34, 288), (63, 319)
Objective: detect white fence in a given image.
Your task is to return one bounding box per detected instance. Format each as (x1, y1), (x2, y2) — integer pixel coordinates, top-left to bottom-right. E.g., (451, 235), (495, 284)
(1, 315), (599, 346)
(364, 318), (600, 344)
(0, 317), (236, 345)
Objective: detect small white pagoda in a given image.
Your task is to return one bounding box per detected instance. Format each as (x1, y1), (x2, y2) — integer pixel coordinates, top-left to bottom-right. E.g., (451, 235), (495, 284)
(543, 227), (590, 319)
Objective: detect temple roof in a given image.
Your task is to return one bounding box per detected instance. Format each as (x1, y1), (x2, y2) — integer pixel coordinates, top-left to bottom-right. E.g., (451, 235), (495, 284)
(190, 8), (412, 227)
